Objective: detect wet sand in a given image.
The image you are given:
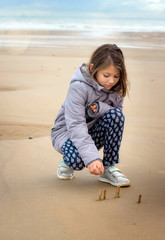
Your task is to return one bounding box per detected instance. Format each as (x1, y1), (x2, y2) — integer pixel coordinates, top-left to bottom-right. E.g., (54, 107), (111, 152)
(0, 33), (165, 239)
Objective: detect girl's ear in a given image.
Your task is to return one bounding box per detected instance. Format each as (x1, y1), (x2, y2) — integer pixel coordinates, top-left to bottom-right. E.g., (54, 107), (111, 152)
(89, 63), (94, 71)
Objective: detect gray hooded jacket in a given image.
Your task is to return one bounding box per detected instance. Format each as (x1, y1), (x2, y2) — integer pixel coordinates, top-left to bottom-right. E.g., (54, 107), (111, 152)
(51, 63), (124, 167)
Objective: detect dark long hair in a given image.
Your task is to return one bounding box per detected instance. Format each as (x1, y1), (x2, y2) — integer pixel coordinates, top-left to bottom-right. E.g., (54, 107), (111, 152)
(88, 44), (129, 97)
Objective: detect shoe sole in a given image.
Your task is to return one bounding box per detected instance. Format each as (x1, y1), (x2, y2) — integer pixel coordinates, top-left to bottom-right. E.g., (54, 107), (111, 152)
(99, 176), (130, 187)
(57, 169), (74, 180)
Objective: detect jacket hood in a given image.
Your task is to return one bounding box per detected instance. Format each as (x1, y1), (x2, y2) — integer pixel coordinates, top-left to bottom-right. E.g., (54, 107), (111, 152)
(70, 63), (109, 93)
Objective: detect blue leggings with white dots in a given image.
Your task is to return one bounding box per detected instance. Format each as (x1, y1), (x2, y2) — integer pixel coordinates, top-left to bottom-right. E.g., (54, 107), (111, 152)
(61, 108), (125, 170)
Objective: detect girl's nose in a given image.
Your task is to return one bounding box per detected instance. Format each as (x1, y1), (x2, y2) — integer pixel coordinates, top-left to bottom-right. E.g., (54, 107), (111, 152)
(108, 77), (115, 83)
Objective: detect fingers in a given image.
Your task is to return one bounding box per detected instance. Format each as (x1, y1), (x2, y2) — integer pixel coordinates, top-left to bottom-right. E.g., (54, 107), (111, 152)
(90, 104), (97, 112)
(89, 167), (100, 175)
(88, 161), (104, 175)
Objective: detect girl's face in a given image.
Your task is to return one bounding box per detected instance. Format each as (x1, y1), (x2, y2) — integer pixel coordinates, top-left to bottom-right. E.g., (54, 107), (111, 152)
(95, 65), (120, 90)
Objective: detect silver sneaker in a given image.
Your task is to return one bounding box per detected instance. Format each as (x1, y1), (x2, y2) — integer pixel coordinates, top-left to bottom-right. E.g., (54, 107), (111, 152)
(99, 166), (130, 187)
(57, 160), (74, 180)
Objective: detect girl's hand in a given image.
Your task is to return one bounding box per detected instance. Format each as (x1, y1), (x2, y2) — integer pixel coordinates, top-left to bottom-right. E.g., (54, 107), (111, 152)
(90, 104), (97, 113)
(88, 160), (104, 175)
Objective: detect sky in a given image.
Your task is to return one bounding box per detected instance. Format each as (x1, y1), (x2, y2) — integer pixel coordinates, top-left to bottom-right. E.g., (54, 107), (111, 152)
(0, 0), (165, 19)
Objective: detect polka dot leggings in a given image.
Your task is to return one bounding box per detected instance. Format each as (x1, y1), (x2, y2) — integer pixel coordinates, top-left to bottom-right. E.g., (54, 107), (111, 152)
(61, 108), (125, 170)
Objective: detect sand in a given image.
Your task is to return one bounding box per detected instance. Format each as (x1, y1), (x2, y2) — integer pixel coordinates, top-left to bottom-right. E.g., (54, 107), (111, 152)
(0, 32), (165, 240)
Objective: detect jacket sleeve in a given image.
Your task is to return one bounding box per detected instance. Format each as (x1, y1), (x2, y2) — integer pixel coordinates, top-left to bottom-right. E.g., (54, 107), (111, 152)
(64, 82), (102, 166)
(87, 95), (124, 119)
(87, 101), (113, 119)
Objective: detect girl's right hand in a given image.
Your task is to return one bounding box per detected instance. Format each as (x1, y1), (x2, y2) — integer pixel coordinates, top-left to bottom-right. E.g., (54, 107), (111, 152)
(88, 160), (104, 175)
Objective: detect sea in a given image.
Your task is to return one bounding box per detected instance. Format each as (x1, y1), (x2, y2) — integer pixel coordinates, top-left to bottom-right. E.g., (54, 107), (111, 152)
(0, 14), (165, 50)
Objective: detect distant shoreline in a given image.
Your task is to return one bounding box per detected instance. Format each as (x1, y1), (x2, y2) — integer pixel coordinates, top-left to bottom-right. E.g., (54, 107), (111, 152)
(0, 30), (165, 53)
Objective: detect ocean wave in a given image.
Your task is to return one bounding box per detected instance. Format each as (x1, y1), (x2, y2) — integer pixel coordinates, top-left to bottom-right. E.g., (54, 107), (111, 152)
(0, 16), (165, 33)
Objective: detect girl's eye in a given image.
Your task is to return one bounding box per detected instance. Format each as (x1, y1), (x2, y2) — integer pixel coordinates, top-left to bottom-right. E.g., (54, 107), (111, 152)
(103, 74), (120, 78)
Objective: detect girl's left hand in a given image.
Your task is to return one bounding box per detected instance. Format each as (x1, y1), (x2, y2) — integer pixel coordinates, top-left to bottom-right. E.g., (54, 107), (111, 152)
(90, 104), (97, 113)
(88, 160), (104, 175)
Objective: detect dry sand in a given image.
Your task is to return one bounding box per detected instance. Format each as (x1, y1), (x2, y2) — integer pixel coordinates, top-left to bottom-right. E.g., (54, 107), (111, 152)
(0, 33), (165, 240)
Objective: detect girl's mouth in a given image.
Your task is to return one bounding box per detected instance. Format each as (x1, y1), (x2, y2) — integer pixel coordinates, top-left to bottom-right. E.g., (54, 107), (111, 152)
(107, 85), (113, 88)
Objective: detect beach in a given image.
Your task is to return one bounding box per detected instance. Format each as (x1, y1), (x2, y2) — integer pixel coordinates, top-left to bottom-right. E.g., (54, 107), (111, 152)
(0, 31), (165, 240)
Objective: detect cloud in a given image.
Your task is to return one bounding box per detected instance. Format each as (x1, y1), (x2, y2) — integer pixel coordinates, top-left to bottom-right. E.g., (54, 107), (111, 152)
(97, 0), (165, 14)
(147, 0), (160, 3)
(146, 0), (165, 11)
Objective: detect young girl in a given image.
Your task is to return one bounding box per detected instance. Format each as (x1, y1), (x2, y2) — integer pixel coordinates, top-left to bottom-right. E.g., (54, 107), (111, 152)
(51, 44), (130, 187)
